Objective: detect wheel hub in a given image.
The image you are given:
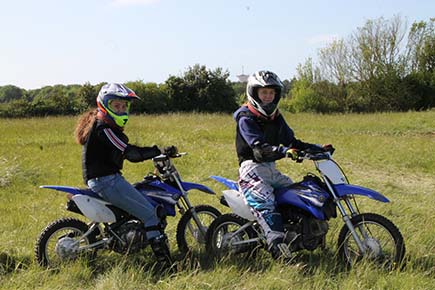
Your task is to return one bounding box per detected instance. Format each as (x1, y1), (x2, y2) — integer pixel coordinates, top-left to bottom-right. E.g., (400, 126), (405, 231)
(191, 227), (207, 244)
(363, 237), (382, 257)
(219, 232), (242, 253)
(55, 237), (79, 260)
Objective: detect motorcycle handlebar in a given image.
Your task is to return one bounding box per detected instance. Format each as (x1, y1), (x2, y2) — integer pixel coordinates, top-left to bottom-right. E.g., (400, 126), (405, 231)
(152, 152), (187, 162)
(294, 150), (332, 162)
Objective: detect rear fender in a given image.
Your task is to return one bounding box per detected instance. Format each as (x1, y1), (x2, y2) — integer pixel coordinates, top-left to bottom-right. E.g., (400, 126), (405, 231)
(223, 189), (255, 221)
(72, 195), (116, 223)
(334, 184), (389, 203)
(40, 185), (100, 198)
(40, 185), (83, 195)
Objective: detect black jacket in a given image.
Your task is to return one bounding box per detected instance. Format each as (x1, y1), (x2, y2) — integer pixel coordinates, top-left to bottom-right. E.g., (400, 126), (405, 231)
(82, 119), (161, 183)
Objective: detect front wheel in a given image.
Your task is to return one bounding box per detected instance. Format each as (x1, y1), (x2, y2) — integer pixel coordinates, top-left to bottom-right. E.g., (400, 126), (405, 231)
(206, 213), (259, 260)
(176, 205), (221, 254)
(338, 213), (405, 269)
(35, 218), (97, 267)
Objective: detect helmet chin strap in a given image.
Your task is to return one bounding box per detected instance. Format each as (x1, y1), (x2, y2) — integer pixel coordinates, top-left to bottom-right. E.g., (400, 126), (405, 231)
(262, 102), (277, 114)
(247, 102), (279, 120)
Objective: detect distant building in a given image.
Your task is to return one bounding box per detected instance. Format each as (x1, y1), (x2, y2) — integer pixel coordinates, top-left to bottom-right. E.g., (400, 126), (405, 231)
(236, 66), (249, 82)
(236, 73), (249, 82)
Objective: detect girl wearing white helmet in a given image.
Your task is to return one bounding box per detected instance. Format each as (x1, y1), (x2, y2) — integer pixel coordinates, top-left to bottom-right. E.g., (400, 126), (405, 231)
(234, 71), (333, 260)
(75, 83), (175, 265)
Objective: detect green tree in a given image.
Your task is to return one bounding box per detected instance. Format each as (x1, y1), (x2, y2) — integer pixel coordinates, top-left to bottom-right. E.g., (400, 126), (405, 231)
(77, 82), (99, 109)
(289, 15), (435, 112)
(29, 85), (82, 115)
(125, 81), (169, 114)
(0, 99), (31, 117)
(231, 81), (247, 105)
(165, 64), (237, 112)
(407, 18), (435, 73)
(0, 85), (26, 103)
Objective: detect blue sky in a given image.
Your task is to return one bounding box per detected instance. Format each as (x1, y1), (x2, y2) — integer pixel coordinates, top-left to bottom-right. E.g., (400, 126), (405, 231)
(1, 0), (434, 89)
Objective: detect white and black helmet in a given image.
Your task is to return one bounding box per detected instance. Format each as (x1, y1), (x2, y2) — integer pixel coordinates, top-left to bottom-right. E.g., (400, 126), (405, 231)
(246, 70), (284, 118)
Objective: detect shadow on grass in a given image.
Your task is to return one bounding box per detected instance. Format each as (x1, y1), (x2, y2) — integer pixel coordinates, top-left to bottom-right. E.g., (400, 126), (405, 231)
(24, 244), (426, 280)
(404, 255), (435, 277)
(79, 247), (273, 280)
(81, 243), (326, 276)
(291, 248), (348, 276)
(91, 245), (419, 280)
(187, 245), (347, 276)
(0, 252), (32, 275)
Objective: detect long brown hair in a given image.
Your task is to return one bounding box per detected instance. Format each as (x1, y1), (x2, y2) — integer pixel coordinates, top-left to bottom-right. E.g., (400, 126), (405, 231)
(75, 109), (98, 145)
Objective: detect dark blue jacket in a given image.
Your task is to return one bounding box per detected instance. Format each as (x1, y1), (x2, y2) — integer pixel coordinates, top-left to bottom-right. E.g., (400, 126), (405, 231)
(234, 106), (311, 165)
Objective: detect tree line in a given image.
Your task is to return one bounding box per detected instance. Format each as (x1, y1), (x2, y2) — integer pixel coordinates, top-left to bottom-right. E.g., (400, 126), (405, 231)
(0, 65), (242, 118)
(281, 16), (435, 113)
(1, 16), (434, 117)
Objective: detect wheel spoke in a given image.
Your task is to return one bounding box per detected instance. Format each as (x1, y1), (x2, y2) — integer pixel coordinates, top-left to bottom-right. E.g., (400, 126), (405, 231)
(338, 213), (404, 269)
(207, 214), (258, 260)
(35, 218), (96, 267)
(177, 206), (221, 254)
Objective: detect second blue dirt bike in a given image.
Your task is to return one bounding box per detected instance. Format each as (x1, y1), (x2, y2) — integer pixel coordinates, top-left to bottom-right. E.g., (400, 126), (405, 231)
(206, 148), (405, 268)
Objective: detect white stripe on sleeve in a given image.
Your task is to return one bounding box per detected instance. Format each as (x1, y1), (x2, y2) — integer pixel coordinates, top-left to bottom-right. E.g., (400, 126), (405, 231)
(103, 128), (127, 152)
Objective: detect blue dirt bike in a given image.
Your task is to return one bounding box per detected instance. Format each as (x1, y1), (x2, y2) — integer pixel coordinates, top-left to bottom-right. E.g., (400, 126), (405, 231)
(206, 148), (405, 268)
(35, 152), (221, 267)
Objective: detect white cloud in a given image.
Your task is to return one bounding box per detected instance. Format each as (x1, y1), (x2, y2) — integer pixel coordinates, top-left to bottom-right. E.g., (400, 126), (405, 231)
(306, 34), (339, 45)
(111, 0), (160, 6)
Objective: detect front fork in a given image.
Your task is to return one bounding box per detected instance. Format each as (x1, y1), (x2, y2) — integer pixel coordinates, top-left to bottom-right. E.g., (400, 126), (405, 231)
(176, 197), (208, 241)
(172, 173), (208, 241)
(323, 178), (368, 254)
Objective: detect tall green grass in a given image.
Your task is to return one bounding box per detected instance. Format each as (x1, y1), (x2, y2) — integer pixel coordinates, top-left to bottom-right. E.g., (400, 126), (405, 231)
(0, 111), (434, 289)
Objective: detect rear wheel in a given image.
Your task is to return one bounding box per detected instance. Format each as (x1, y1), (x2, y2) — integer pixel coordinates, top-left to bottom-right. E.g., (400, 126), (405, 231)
(206, 213), (259, 260)
(35, 218), (97, 267)
(176, 205), (221, 254)
(338, 213), (405, 269)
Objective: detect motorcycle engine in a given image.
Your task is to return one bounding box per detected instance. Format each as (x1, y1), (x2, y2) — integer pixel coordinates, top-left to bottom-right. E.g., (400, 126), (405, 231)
(110, 220), (148, 254)
(302, 218), (329, 250)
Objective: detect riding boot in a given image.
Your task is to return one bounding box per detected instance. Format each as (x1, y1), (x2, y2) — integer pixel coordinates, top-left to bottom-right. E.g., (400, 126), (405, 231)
(268, 237), (292, 260)
(150, 233), (172, 265)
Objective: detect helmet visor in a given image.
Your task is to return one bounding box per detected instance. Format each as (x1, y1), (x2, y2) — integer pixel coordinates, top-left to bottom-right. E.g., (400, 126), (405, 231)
(108, 99), (131, 116)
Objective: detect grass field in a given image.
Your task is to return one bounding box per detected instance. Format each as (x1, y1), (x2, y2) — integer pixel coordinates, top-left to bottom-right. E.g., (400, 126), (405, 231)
(0, 111), (434, 289)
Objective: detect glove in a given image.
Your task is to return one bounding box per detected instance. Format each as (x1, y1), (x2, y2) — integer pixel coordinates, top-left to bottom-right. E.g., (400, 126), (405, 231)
(322, 144), (335, 154)
(305, 144), (324, 153)
(163, 145), (178, 157)
(286, 148), (299, 160)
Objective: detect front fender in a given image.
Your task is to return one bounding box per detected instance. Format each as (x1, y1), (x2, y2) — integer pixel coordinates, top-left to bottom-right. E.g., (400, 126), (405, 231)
(334, 184), (389, 203)
(181, 181), (215, 194)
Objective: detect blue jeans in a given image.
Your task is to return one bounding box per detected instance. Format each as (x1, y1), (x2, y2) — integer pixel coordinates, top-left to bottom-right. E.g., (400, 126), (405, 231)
(87, 173), (161, 239)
